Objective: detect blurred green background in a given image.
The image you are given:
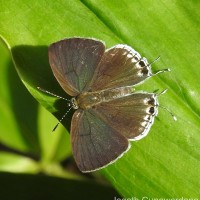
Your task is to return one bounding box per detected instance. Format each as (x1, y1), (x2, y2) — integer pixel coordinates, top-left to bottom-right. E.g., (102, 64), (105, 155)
(0, 0), (199, 199)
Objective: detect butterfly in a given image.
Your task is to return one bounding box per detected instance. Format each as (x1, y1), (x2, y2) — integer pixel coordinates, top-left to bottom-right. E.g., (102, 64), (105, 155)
(47, 37), (169, 173)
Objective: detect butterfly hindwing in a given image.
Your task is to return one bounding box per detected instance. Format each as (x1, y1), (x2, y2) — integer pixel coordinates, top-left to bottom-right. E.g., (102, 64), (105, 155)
(89, 44), (152, 91)
(93, 92), (158, 140)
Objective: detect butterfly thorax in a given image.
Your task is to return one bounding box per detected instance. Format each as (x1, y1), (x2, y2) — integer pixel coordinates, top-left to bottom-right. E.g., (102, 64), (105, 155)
(75, 87), (133, 110)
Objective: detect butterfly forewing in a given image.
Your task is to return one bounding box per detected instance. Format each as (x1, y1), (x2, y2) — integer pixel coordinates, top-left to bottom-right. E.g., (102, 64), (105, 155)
(71, 109), (130, 172)
(89, 45), (152, 91)
(49, 38), (105, 96)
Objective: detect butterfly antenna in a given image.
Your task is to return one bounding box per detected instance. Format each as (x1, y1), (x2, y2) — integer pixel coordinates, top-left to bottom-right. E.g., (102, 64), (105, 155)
(52, 106), (73, 132)
(37, 87), (71, 102)
(157, 89), (177, 121)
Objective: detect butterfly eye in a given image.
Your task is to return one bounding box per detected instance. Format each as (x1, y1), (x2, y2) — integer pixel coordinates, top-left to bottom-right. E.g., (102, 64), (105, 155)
(71, 98), (79, 109)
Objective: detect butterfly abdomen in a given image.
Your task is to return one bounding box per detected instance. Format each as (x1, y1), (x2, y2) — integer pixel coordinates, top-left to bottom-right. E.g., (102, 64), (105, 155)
(76, 87), (133, 110)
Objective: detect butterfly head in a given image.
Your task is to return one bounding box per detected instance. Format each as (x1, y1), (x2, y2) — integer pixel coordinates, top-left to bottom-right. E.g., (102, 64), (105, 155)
(71, 97), (79, 110)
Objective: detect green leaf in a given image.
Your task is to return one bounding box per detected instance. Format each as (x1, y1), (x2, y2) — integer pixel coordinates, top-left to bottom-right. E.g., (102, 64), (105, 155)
(0, 172), (119, 200)
(0, 40), (71, 164)
(0, 152), (39, 173)
(0, 0), (199, 198)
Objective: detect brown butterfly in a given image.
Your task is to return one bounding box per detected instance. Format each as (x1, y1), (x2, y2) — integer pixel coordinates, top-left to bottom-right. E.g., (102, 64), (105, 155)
(46, 38), (169, 172)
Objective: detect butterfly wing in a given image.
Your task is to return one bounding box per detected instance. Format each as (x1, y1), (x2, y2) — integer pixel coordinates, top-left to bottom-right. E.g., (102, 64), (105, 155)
(49, 38), (105, 96)
(70, 109), (130, 172)
(89, 44), (152, 91)
(93, 92), (158, 140)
